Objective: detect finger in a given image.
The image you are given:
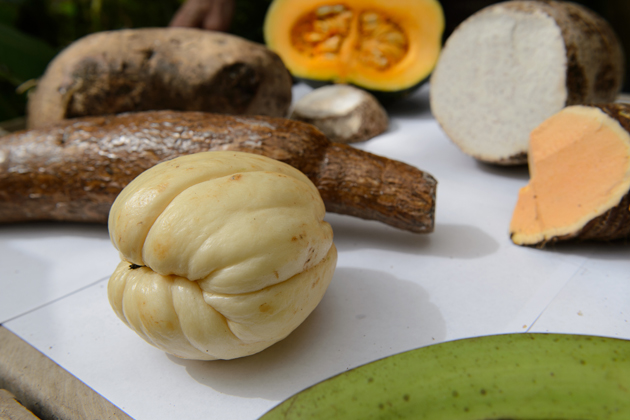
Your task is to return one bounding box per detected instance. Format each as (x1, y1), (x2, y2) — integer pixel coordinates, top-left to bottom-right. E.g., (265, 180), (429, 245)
(169, 0), (210, 28)
(202, 0), (235, 31)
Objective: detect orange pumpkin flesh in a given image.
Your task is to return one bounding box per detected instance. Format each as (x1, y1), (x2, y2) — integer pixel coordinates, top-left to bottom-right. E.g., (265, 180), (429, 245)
(510, 105), (630, 246)
(264, 0), (444, 94)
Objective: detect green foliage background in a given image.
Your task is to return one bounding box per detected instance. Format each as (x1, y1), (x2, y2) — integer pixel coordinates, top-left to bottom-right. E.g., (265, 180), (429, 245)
(0, 0), (627, 123)
(0, 0), (272, 122)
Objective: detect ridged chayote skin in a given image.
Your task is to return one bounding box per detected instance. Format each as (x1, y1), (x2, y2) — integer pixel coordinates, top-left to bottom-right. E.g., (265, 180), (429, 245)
(107, 151), (336, 360)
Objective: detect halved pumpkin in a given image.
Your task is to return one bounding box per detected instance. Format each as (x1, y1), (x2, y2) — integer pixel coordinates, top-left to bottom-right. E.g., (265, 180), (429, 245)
(263, 0), (444, 97)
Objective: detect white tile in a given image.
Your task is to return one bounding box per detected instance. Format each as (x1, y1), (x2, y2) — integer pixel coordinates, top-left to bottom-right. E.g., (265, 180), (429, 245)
(5, 280), (275, 420)
(0, 223), (120, 323)
(529, 242), (630, 339)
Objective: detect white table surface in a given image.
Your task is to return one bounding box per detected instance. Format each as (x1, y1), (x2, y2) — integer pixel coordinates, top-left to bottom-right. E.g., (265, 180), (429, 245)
(1, 83), (629, 420)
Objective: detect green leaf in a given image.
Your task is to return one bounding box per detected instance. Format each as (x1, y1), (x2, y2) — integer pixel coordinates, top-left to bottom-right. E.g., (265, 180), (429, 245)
(0, 23), (57, 85)
(0, 81), (27, 121)
(0, 1), (20, 26)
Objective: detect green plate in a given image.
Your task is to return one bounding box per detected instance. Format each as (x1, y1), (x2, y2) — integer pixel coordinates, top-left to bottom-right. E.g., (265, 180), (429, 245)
(259, 333), (630, 419)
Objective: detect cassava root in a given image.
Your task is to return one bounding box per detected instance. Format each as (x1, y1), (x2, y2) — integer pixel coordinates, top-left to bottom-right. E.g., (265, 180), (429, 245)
(0, 111), (436, 233)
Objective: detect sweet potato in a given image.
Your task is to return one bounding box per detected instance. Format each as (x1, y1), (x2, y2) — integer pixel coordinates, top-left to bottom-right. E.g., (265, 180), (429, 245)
(510, 103), (630, 246)
(27, 28), (293, 128)
(0, 111), (436, 233)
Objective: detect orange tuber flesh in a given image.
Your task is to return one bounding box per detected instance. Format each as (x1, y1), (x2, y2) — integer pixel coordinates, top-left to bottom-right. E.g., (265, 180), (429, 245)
(510, 104), (630, 246)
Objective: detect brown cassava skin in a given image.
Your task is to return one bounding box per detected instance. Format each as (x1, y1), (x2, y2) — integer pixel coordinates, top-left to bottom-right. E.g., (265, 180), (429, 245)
(508, 1), (625, 107)
(27, 28), (293, 129)
(560, 103), (630, 242)
(0, 111), (436, 233)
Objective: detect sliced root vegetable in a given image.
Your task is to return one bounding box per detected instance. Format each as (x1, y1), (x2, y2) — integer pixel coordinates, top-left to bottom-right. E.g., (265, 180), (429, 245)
(290, 84), (388, 143)
(510, 104), (630, 246)
(430, 0), (625, 165)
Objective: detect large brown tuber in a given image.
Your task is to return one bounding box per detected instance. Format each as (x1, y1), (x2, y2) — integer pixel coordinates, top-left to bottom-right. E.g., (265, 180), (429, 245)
(0, 111), (436, 233)
(27, 28), (293, 129)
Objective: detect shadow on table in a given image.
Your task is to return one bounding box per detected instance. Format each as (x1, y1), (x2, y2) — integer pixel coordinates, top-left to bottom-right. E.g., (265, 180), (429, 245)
(535, 238), (630, 262)
(0, 222), (108, 240)
(382, 89), (433, 136)
(168, 266), (446, 400)
(473, 160), (530, 181)
(326, 213), (499, 259)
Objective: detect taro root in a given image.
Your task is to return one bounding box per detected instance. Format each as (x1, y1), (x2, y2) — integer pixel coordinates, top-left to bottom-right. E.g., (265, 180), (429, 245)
(430, 0), (625, 165)
(27, 28), (293, 128)
(108, 151), (337, 360)
(510, 103), (630, 246)
(290, 84), (388, 143)
(0, 111), (436, 233)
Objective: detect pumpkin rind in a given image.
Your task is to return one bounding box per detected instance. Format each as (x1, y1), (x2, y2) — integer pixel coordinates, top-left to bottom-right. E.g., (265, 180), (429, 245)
(264, 0), (444, 94)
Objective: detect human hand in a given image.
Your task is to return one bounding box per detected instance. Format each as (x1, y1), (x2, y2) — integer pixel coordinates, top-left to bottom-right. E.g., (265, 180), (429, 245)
(169, 0), (235, 32)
